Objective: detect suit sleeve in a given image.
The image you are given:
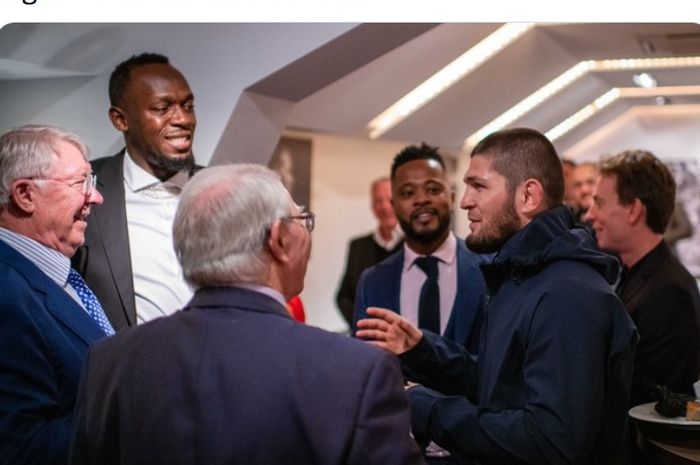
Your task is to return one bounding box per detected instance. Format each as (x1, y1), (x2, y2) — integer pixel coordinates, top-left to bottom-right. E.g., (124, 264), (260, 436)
(346, 352), (425, 465)
(0, 290), (71, 465)
(409, 285), (624, 465)
(399, 331), (478, 398)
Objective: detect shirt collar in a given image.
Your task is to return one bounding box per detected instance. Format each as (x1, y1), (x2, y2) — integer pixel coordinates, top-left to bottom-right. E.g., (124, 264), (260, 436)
(372, 225), (403, 251)
(0, 227), (71, 287)
(123, 149), (189, 193)
(403, 232), (457, 271)
(231, 282), (288, 309)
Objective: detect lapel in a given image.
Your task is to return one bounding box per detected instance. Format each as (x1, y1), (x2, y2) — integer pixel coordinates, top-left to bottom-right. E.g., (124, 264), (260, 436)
(92, 151), (137, 325)
(0, 241), (105, 344)
(444, 241), (470, 340)
(387, 250), (404, 315)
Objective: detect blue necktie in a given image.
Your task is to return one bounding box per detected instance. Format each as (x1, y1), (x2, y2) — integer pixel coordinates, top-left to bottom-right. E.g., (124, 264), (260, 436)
(67, 269), (115, 336)
(415, 256), (440, 334)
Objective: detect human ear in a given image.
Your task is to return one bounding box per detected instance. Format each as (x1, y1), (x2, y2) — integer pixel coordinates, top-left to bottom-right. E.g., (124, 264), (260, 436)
(267, 220), (291, 265)
(628, 198), (646, 226)
(10, 179), (37, 214)
(108, 106), (128, 132)
(518, 179), (544, 216)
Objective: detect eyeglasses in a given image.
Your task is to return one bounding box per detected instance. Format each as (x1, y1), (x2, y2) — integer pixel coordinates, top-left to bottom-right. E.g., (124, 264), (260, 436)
(282, 211), (315, 232)
(31, 174), (97, 197)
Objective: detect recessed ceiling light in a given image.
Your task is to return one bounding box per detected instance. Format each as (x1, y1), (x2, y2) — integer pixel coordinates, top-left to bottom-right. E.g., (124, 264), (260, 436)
(465, 56), (700, 148)
(633, 72), (657, 88)
(546, 85), (700, 141)
(367, 23), (535, 139)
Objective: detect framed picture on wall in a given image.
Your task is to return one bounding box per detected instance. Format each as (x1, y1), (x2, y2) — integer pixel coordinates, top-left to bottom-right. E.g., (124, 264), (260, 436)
(268, 136), (312, 210)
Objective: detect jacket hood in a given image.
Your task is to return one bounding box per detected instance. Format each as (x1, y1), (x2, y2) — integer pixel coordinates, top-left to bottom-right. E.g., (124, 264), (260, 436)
(489, 205), (620, 285)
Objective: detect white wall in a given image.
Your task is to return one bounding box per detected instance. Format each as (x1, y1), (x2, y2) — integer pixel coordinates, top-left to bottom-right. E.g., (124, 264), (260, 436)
(293, 131), (410, 332)
(0, 23), (355, 165)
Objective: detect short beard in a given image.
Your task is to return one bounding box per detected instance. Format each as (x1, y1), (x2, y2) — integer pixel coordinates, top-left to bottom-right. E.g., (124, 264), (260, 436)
(146, 150), (195, 180)
(399, 214), (451, 246)
(465, 200), (520, 254)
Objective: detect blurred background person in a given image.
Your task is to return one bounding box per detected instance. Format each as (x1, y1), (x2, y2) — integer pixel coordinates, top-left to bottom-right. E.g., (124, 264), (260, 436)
(336, 176), (403, 327)
(561, 158), (577, 209)
(70, 164), (423, 465)
(0, 125), (111, 465)
(570, 161), (598, 223)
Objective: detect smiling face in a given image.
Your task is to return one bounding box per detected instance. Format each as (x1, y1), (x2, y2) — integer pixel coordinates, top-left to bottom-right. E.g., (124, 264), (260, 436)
(110, 63), (196, 180)
(584, 174), (631, 255)
(32, 140), (104, 257)
(461, 155), (521, 254)
(391, 158), (452, 254)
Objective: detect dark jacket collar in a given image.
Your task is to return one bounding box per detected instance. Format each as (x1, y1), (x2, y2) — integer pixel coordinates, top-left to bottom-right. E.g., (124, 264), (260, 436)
(184, 286), (292, 320)
(482, 205), (620, 289)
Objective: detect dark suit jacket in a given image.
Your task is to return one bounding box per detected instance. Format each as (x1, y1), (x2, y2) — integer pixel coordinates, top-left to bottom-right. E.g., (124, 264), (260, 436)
(0, 241), (106, 465)
(72, 151), (201, 331)
(336, 233), (403, 326)
(72, 151), (135, 330)
(354, 240), (487, 351)
(69, 287), (424, 465)
(617, 240), (700, 406)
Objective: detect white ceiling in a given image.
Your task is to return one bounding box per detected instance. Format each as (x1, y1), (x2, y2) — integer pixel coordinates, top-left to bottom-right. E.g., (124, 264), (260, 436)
(1, 23), (699, 163)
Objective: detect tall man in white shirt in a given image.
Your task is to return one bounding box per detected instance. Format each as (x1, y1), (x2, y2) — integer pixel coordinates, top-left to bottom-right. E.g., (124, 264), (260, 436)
(72, 52), (197, 330)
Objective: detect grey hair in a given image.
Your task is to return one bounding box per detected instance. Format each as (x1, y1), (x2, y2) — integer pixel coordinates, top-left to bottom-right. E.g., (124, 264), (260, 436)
(0, 124), (90, 205)
(173, 163), (292, 289)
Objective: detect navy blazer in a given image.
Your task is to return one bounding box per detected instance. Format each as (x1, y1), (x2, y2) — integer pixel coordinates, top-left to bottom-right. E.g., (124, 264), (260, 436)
(70, 287), (424, 465)
(0, 241), (106, 465)
(353, 239), (487, 349)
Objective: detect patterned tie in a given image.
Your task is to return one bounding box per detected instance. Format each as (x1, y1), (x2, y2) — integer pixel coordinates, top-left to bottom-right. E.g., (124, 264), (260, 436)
(415, 256), (440, 334)
(67, 269), (115, 336)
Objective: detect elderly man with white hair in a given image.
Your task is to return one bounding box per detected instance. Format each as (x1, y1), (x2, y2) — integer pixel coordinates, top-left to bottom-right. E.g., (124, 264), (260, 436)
(0, 125), (111, 465)
(69, 164), (424, 465)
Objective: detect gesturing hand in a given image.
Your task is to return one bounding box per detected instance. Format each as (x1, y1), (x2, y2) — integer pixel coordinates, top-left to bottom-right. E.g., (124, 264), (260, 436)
(355, 307), (423, 355)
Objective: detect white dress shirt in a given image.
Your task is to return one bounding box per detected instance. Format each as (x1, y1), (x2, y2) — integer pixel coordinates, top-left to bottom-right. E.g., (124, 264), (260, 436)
(372, 225), (403, 251)
(400, 232), (458, 335)
(123, 152), (193, 324)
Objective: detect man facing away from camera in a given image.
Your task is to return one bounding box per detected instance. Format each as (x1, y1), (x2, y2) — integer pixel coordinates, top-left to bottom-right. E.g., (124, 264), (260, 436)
(69, 164), (424, 465)
(357, 128), (638, 465)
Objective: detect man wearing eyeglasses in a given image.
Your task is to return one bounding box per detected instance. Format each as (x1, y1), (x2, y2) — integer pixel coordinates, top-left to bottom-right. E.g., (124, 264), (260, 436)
(0, 125), (113, 465)
(72, 52), (198, 331)
(70, 164), (424, 465)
